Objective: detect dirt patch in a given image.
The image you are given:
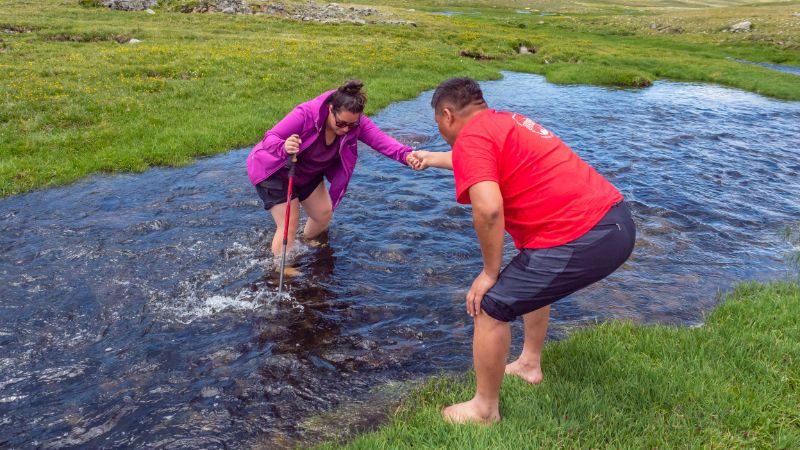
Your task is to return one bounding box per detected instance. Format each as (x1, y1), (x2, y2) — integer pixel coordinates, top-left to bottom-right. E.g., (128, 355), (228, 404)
(44, 33), (132, 43)
(2, 25), (34, 34)
(460, 49), (496, 60)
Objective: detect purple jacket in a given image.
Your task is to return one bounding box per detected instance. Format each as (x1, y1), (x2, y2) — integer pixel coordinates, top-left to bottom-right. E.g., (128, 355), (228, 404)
(247, 90), (413, 209)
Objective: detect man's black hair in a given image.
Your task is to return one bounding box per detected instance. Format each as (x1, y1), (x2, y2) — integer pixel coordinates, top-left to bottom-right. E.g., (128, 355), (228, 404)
(430, 77), (486, 112)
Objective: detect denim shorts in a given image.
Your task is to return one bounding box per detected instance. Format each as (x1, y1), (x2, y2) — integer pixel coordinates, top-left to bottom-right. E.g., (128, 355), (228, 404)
(255, 173), (325, 211)
(481, 201), (636, 322)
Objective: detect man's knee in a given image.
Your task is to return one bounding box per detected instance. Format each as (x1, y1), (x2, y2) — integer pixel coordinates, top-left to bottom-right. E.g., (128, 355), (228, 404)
(475, 310), (511, 332)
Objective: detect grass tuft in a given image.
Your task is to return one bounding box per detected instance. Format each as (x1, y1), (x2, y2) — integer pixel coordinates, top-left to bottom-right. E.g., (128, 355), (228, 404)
(316, 282), (800, 449)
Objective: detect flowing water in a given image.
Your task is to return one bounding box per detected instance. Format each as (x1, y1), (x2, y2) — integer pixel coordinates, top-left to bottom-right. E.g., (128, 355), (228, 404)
(729, 58), (800, 76)
(1, 72), (799, 448)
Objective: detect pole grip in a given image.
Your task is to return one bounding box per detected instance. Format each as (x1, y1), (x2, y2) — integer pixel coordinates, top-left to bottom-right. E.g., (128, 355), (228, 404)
(288, 154), (297, 178)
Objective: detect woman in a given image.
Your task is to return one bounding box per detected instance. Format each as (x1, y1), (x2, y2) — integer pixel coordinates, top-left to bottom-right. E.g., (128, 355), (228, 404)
(247, 80), (420, 257)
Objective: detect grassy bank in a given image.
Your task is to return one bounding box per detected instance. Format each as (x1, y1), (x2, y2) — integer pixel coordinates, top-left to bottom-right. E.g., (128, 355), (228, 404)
(1, 0), (798, 196)
(316, 281), (800, 449)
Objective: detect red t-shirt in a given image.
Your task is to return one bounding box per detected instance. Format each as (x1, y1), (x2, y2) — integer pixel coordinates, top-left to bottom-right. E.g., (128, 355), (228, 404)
(453, 109), (623, 249)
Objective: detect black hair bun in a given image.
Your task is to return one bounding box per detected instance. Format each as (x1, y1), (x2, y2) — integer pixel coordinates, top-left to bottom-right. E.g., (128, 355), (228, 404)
(339, 80), (364, 96)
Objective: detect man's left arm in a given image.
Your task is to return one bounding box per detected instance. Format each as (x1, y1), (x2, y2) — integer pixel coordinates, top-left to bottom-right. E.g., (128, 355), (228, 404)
(466, 180), (505, 317)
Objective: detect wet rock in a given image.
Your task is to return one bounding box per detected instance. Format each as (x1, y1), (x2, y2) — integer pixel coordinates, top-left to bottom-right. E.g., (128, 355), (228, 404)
(354, 338), (378, 351)
(394, 326), (423, 341)
(201, 386), (220, 398)
(445, 206), (469, 217)
(209, 348), (240, 366)
(102, 0), (158, 11)
(320, 352), (350, 364)
(728, 21), (752, 33)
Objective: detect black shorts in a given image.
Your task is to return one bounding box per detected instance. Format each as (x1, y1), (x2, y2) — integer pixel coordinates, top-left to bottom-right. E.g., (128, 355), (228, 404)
(255, 173), (324, 211)
(481, 201), (636, 322)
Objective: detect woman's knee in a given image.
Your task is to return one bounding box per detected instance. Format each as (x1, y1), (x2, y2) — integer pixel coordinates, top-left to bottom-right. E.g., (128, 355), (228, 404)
(311, 206), (333, 224)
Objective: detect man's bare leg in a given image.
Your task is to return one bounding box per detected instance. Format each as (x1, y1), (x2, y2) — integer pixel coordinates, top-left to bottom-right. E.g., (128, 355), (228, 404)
(505, 305), (550, 384)
(442, 313), (510, 424)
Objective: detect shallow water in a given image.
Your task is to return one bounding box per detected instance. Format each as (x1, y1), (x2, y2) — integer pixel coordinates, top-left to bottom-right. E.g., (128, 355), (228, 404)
(431, 11), (480, 16)
(730, 58), (800, 76)
(1, 72), (799, 448)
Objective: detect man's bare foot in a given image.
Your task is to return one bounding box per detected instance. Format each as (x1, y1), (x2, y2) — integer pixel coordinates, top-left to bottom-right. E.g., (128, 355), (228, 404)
(505, 359), (543, 384)
(441, 399), (500, 425)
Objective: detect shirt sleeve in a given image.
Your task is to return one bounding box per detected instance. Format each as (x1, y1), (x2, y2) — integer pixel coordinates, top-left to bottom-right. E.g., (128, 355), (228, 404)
(260, 104), (308, 158)
(357, 115), (412, 165)
(453, 132), (498, 204)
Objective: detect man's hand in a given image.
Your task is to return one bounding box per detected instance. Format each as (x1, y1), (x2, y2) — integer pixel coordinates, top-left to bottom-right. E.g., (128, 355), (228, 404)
(466, 270), (497, 317)
(410, 150), (430, 170)
(406, 152), (424, 170)
(284, 134), (301, 155)
(410, 150), (453, 170)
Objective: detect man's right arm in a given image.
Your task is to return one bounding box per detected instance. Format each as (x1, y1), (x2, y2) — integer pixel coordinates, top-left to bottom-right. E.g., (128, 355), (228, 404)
(412, 150), (453, 171)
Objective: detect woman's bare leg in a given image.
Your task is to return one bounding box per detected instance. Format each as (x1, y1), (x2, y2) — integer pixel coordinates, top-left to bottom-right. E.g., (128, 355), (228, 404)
(269, 198), (301, 256)
(300, 182), (333, 240)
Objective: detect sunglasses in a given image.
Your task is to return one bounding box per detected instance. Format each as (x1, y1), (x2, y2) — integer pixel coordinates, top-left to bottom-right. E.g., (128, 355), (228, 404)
(333, 112), (360, 129)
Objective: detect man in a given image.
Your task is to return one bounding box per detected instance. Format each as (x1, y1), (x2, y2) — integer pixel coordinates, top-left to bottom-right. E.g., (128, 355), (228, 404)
(410, 77), (635, 424)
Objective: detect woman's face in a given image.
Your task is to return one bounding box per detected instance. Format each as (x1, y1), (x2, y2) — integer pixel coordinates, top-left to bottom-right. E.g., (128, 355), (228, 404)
(327, 105), (361, 136)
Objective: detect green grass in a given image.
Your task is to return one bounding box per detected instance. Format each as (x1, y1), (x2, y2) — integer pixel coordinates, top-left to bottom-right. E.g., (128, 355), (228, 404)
(0, 0), (798, 196)
(316, 281), (800, 449)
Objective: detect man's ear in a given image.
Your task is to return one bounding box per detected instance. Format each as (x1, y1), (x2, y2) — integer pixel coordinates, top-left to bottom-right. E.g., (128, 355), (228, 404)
(442, 107), (455, 125)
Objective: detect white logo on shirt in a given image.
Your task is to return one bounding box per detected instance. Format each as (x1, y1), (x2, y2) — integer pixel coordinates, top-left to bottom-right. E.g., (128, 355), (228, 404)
(511, 113), (553, 138)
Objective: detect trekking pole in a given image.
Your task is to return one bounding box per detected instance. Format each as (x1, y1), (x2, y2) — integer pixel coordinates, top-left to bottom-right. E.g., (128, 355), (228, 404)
(277, 154), (297, 298)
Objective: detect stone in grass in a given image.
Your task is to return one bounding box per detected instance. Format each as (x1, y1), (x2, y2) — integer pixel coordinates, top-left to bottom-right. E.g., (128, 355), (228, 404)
(728, 21), (752, 33)
(102, 0), (158, 11)
(518, 44), (535, 55)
